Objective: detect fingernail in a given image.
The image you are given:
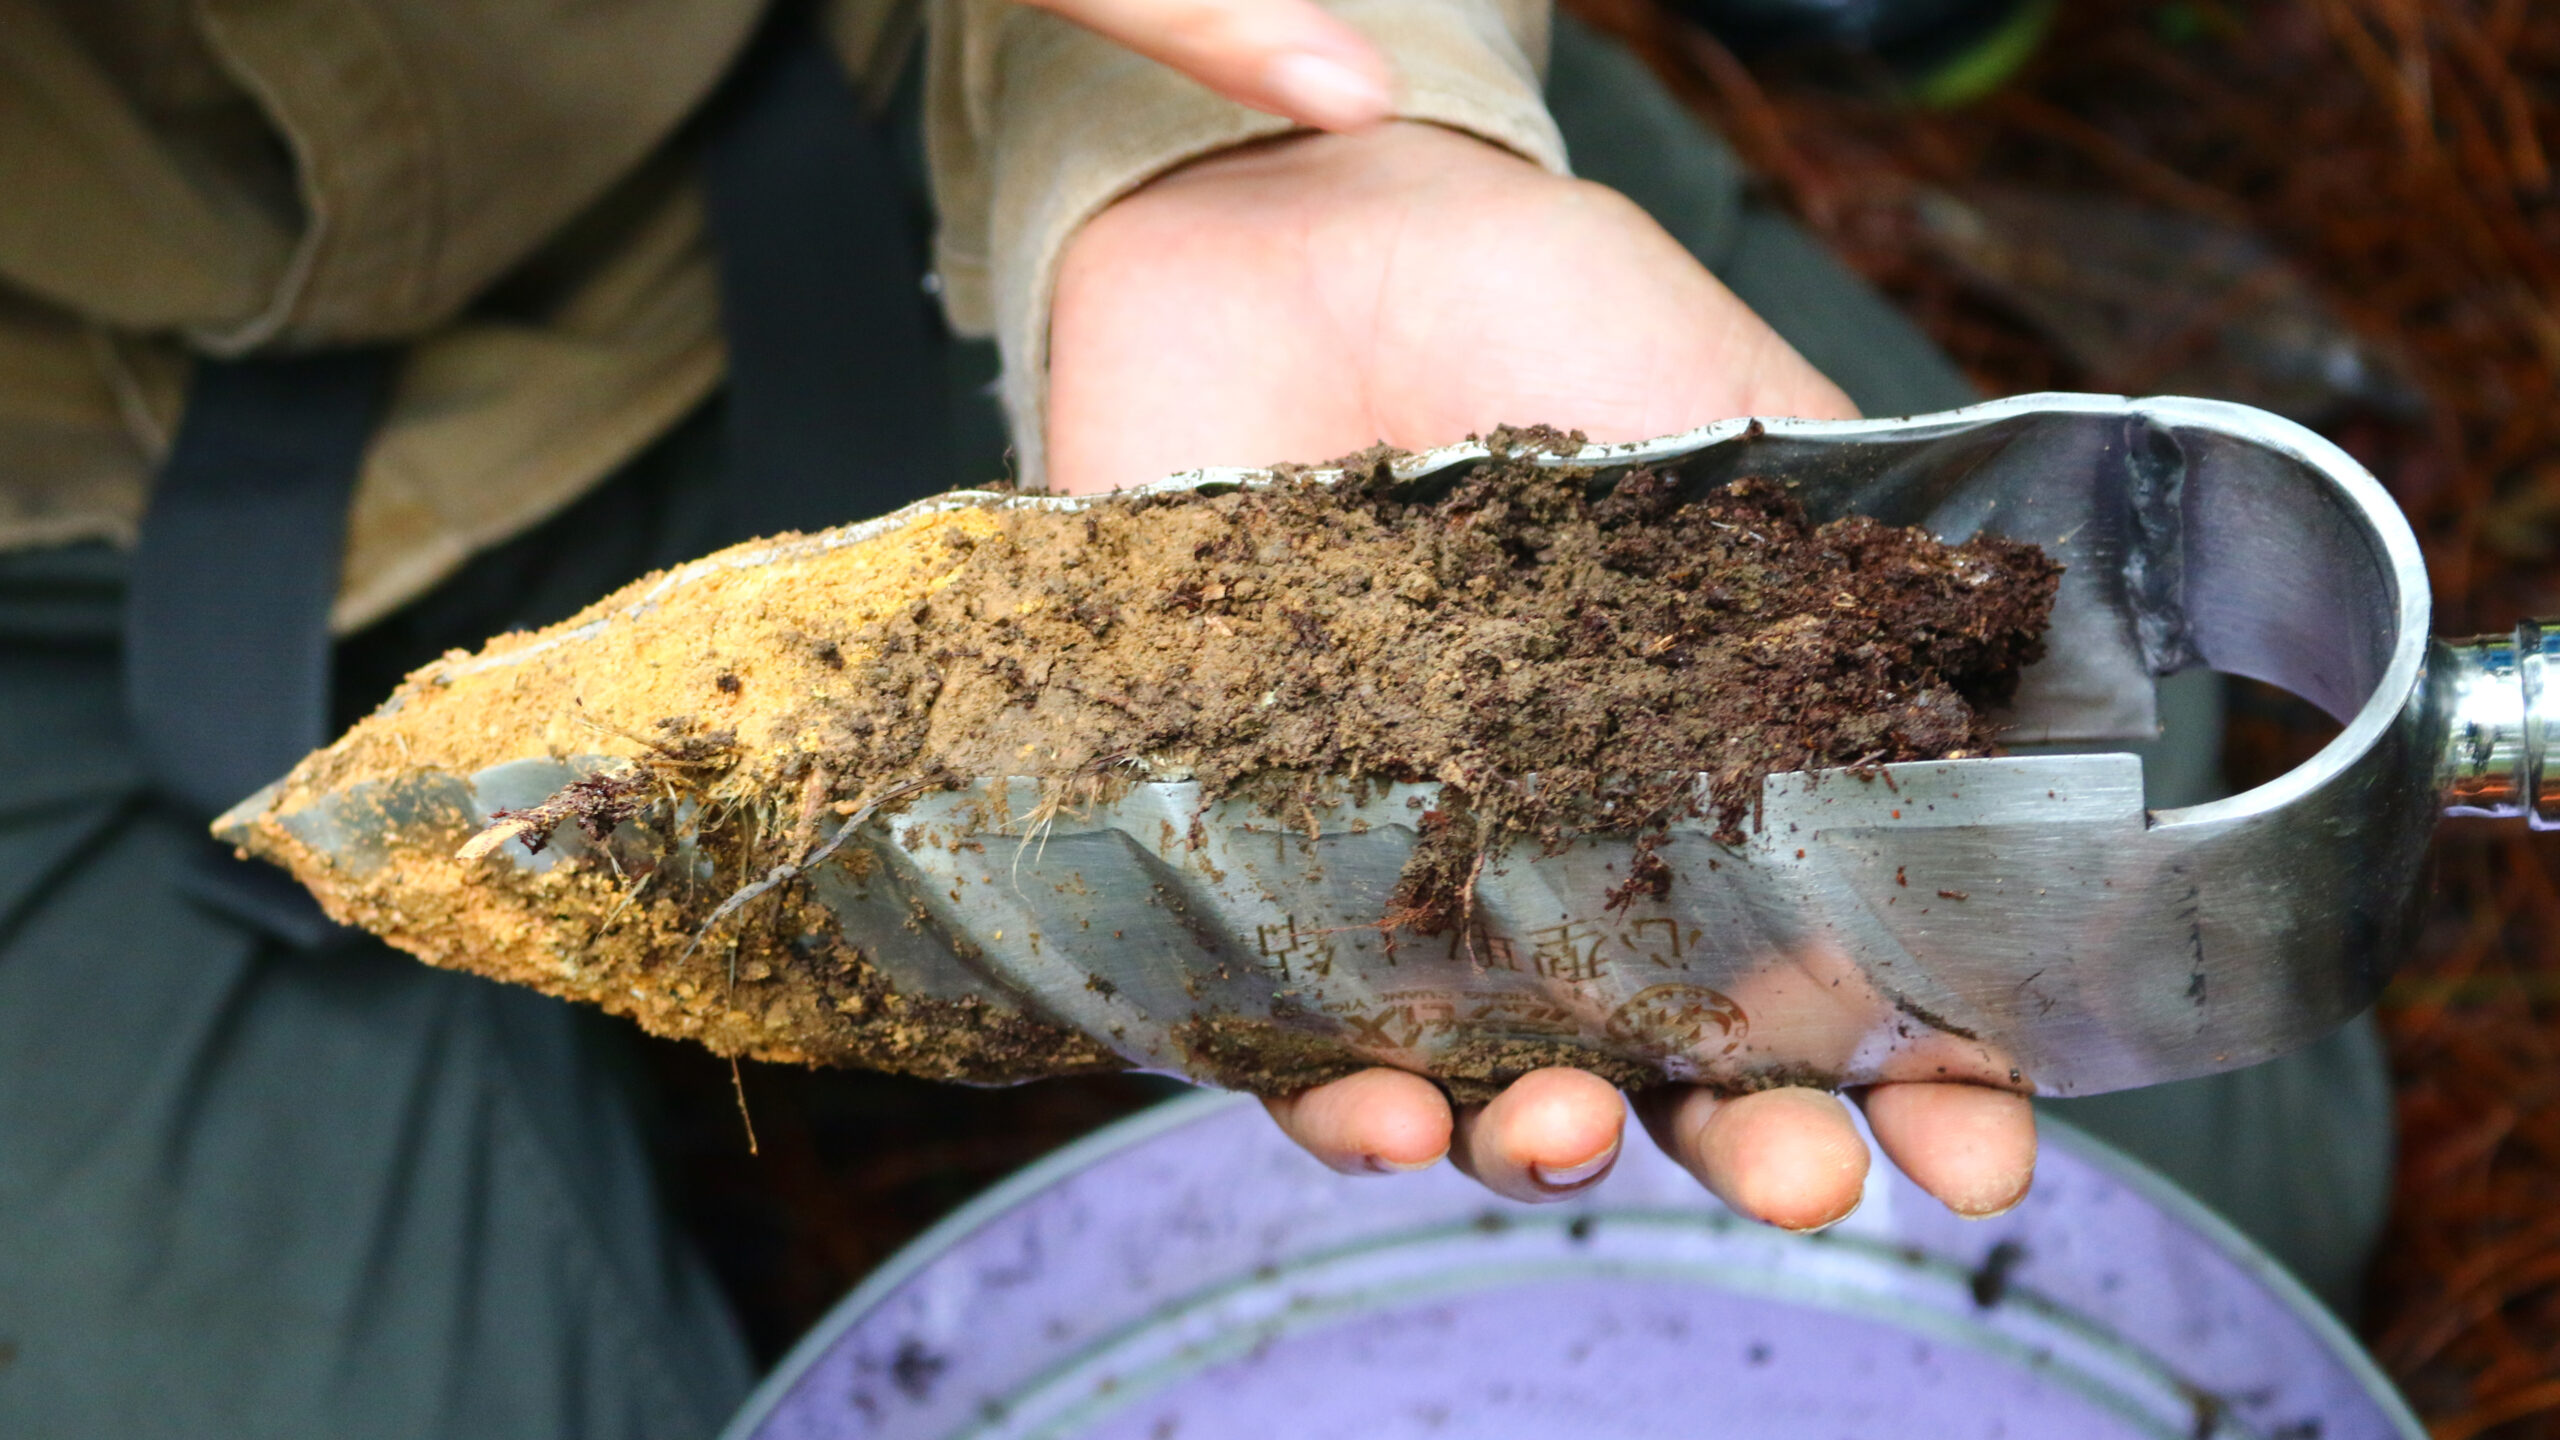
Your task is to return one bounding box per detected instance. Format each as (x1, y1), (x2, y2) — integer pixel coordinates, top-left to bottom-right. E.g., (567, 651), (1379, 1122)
(1783, 1193), (1864, 1235)
(1954, 1185), (2031, 1221)
(1530, 1139), (1620, 1193)
(1362, 1151), (1443, 1175)
(1263, 52), (1392, 132)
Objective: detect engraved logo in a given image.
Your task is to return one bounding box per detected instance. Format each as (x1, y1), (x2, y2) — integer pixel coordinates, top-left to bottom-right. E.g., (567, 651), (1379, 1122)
(1606, 983), (1749, 1058)
(1335, 990), (1461, 1050)
(1253, 915), (1337, 980)
(1524, 919), (1611, 984)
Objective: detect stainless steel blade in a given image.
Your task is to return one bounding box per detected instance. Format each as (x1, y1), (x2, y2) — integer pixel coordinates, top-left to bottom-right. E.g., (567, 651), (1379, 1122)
(223, 393), (2551, 1095)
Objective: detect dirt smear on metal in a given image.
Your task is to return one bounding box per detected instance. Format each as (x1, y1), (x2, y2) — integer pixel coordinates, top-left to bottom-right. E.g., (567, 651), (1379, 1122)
(233, 446), (2056, 1090)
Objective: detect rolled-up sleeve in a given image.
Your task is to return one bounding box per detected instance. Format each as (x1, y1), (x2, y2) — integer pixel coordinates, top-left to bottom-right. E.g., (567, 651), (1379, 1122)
(926, 0), (1565, 485)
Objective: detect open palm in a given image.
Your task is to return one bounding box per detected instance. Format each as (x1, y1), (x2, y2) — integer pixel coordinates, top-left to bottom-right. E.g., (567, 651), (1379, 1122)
(1046, 122), (2035, 1228)
(1049, 123), (1851, 484)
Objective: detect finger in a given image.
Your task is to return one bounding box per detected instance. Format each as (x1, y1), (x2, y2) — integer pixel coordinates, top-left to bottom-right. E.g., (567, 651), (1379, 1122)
(1263, 1066), (1452, 1174)
(1635, 1085), (1869, 1231)
(1446, 1067), (1626, 1203)
(1857, 1082), (2037, 1219)
(1019, 0), (1394, 132)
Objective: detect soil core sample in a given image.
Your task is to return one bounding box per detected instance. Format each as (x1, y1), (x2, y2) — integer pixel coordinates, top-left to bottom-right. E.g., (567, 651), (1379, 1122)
(225, 450), (2061, 1093)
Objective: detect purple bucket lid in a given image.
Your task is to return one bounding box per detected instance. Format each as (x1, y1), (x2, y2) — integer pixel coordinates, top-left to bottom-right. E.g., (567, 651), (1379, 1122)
(724, 1094), (2419, 1440)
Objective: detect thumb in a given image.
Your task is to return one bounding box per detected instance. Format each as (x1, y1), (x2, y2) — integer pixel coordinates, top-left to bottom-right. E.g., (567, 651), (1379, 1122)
(1016, 0), (1395, 132)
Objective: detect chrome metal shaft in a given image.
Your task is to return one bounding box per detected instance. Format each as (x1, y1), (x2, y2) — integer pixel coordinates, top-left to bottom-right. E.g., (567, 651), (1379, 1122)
(2440, 621), (2560, 828)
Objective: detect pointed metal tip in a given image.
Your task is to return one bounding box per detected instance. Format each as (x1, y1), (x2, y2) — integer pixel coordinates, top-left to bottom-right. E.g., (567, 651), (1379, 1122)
(210, 778), (289, 848)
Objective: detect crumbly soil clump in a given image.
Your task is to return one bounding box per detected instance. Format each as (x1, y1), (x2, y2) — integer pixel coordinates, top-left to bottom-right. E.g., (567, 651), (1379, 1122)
(236, 449), (2058, 1091)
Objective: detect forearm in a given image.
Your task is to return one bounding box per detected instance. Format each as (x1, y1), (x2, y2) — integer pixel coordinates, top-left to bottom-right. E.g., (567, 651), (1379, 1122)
(925, 0), (1566, 486)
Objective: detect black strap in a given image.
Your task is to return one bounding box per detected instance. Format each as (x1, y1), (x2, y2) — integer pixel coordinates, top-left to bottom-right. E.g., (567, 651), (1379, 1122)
(126, 351), (394, 945)
(126, 8), (939, 947)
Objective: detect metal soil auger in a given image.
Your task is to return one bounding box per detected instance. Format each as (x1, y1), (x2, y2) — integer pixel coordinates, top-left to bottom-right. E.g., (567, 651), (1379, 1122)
(216, 394), (2555, 1100)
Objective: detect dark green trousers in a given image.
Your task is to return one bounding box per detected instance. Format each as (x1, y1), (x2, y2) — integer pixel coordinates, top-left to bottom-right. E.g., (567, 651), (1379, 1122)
(0, 417), (762, 1440)
(0, 23), (2392, 1440)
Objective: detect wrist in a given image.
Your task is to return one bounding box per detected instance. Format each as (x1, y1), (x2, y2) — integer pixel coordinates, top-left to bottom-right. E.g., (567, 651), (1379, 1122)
(1058, 121), (1562, 343)
(1089, 121), (1546, 239)
(1047, 116), (1854, 497)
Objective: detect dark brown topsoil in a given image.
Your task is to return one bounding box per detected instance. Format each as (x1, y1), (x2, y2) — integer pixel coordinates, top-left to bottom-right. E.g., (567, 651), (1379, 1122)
(837, 452), (2059, 931)
(242, 447), (2059, 1091)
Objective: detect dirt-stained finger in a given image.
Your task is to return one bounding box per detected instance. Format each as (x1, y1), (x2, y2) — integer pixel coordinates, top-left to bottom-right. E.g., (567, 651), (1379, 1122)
(1446, 1067), (1626, 1203)
(1636, 1084), (1870, 1230)
(1263, 1066), (1452, 1175)
(1857, 1082), (2037, 1218)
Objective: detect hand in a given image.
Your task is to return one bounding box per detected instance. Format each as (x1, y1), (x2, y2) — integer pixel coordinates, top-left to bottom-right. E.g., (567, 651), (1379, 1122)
(1048, 122), (1857, 486)
(1017, 0), (1396, 133)
(1046, 121), (2036, 1228)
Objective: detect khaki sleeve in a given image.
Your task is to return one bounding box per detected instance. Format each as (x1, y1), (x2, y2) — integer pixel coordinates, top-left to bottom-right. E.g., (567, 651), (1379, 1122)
(926, 0), (1565, 486)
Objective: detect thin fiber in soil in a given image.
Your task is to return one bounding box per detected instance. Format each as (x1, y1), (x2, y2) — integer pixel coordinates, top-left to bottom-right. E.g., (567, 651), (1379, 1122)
(244, 452), (2056, 1087)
